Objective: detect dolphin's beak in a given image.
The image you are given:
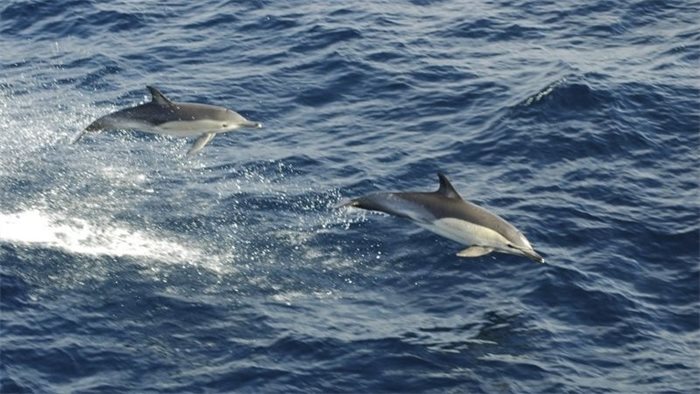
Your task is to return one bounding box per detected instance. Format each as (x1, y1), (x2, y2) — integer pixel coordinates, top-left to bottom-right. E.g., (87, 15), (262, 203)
(243, 121), (262, 129)
(511, 244), (545, 263)
(524, 249), (545, 263)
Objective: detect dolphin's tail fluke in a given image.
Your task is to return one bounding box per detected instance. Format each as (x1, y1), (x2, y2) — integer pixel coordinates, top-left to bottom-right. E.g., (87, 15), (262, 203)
(71, 119), (105, 144)
(334, 196), (386, 211)
(333, 198), (359, 209)
(333, 193), (414, 220)
(70, 129), (87, 144)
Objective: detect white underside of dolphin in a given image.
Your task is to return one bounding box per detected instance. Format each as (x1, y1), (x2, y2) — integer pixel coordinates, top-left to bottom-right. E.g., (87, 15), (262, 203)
(419, 218), (512, 256)
(340, 173), (544, 263)
(72, 86), (262, 155)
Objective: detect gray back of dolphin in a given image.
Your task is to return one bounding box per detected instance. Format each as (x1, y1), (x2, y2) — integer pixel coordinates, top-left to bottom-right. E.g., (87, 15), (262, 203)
(85, 86), (250, 131)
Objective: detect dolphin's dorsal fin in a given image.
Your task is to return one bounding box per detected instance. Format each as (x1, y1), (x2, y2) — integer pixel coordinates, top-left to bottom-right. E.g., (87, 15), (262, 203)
(437, 173), (462, 199)
(147, 86), (174, 107)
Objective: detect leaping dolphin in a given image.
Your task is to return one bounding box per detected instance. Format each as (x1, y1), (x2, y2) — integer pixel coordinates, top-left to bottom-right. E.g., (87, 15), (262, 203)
(339, 173), (544, 263)
(72, 86), (262, 155)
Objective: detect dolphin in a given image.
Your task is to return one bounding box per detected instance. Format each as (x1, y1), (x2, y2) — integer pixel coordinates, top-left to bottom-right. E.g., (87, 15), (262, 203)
(339, 173), (544, 263)
(72, 86), (262, 155)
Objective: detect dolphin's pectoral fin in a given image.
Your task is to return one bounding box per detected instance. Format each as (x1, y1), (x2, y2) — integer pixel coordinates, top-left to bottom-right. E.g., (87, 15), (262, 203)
(187, 132), (216, 155)
(456, 246), (493, 258)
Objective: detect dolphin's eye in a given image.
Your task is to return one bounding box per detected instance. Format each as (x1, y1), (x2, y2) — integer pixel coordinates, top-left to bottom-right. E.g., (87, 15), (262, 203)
(222, 124), (228, 128)
(507, 244), (515, 248)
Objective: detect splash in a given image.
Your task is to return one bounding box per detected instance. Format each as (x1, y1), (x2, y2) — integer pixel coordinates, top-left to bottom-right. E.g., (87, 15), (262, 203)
(0, 209), (224, 270)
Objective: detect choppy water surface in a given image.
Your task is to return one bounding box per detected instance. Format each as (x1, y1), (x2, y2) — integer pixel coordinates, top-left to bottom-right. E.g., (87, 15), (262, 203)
(1, 1), (698, 392)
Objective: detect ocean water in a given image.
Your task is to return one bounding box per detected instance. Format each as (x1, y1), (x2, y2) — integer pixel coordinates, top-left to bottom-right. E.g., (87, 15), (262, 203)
(1, 0), (698, 392)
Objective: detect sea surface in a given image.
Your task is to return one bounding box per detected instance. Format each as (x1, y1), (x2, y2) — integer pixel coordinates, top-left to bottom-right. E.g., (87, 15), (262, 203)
(1, 1), (698, 393)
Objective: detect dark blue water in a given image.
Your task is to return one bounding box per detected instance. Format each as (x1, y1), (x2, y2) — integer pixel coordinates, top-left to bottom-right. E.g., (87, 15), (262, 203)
(1, 1), (698, 392)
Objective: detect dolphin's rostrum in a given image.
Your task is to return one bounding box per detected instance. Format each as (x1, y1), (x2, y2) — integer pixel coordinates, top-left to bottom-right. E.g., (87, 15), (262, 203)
(72, 86), (262, 155)
(339, 173), (544, 263)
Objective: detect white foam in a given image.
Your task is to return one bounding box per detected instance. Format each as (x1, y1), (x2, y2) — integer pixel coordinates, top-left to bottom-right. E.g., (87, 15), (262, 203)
(0, 209), (219, 269)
